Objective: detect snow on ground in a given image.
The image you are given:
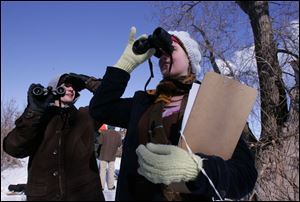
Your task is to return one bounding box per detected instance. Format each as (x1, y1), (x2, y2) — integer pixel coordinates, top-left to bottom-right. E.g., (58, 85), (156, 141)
(1, 158), (28, 201)
(1, 157), (121, 201)
(101, 157), (120, 201)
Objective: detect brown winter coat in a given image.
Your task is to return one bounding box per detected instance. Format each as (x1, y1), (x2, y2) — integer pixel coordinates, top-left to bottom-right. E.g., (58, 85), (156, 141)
(98, 129), (122, 162)
(3, 105), (105, 201)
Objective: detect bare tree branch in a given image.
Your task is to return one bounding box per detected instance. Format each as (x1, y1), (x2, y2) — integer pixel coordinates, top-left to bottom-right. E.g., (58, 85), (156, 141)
(277, 49), (299, 59)
(192, 24), (221, 74)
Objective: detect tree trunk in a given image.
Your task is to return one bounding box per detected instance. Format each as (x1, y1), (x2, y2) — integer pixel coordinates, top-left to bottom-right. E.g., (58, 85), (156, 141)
(237, 1), (288, 143)
(237, 1), (298, 200)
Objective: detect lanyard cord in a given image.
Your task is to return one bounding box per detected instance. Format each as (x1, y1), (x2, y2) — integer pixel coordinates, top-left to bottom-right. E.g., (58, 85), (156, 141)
(144, 58), (154, 92)
(144, 54), (173, 92)
(180, 134), (224, 201)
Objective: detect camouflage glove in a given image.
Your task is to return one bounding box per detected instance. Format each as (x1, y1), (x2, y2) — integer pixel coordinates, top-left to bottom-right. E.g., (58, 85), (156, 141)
(136, 143), (203, 185)
(27, 84), (53, 113)
(67, 73), (102, 93)
(114, 26), (155, 73)
(85, 77), (102, 93)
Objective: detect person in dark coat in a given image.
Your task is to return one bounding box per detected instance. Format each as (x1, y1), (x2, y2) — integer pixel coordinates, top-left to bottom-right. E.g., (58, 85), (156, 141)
(98, 129), (122, 190)
(3, 73), (105, 201)
(89, 26), (258, 201)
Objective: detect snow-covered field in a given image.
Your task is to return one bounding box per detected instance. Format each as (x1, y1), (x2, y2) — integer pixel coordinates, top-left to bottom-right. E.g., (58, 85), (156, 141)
(1, 157), (120, 201)
(1, 158), (28, 201)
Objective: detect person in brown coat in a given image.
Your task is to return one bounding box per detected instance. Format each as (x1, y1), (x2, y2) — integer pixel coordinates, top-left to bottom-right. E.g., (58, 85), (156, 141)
(3, 73), (105, 201)
(98, 129), (122, 190)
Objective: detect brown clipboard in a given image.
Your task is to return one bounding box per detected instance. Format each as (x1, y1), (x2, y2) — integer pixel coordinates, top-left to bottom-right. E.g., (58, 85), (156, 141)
(178, 72), (257, 160)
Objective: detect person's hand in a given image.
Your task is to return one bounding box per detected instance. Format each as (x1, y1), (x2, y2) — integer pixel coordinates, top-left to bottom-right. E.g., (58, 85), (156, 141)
(27, 84), (53, 113)
(114, 26), (156, 73)
(67, 73), (101, 93)
(136, 143), (203, 185)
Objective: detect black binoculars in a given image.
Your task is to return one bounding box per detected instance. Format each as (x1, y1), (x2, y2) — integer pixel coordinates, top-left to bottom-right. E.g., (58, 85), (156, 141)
(32, 86), (65, 97)
(132, 27), (174, 58)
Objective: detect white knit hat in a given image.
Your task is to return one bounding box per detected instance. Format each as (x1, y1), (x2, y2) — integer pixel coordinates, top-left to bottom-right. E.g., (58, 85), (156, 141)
(48, 75), (61, 89)
(168, 31), (202, 76)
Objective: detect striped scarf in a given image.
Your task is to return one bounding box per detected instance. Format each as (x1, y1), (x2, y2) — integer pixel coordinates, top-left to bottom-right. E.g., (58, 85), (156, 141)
(147, 74), (196, 104)
(145, 74), (196, 145)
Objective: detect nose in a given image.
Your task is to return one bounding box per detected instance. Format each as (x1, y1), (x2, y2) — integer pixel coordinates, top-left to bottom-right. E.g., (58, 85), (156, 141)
(64, 86), (74, 93)
(159, 54), (169, 65)
(160, 52), (169, 60)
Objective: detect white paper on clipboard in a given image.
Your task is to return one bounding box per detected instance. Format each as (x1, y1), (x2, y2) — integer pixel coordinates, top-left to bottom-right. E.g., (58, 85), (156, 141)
(180, 82), (200, 135)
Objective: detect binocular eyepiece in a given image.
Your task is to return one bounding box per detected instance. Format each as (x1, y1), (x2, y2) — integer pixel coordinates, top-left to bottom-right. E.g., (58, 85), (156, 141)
(32, 86), (65, 97)
(132, 27), (174, 58)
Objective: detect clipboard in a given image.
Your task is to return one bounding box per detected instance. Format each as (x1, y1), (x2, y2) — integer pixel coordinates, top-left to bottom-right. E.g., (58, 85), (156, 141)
(178, 72), (257, 160)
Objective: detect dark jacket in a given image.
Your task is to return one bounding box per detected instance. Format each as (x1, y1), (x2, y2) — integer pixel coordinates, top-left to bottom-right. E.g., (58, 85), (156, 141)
(3, 105), (105, 201)
(98, 129), (122, 162)
(89, 67), (258, 201)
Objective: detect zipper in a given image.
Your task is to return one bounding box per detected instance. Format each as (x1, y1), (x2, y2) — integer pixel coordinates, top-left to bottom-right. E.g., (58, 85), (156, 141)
(58, 133), (63, 199)
(57, 111), (68, 199)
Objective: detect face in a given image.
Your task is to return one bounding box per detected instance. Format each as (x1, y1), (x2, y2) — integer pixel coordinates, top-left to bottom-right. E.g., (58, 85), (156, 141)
(159, 41), (190, 78)
(60, 83), (76, 104)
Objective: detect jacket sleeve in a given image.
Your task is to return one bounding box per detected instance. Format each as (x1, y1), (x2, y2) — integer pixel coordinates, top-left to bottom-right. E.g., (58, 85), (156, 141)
(185, 136), (258, 200)
(3, 108), (45, 158)
(89, 67), (133, 129)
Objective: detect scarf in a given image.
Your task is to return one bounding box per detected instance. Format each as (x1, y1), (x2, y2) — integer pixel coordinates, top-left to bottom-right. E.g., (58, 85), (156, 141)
(144, 74), (196, 200)
(146, 74), (196, 144)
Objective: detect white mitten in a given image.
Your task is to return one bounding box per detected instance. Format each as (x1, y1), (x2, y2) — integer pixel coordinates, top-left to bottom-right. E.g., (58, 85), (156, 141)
(136, 143), (203, 185)
(114, 26), (155, 73)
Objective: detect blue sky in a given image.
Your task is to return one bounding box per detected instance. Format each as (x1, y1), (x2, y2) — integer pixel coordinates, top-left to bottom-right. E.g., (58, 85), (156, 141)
(2, 1), (297, 139)
(1, 1), (164, 110)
